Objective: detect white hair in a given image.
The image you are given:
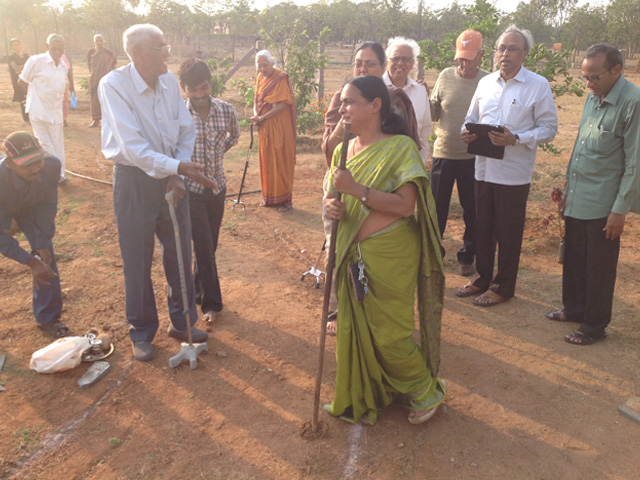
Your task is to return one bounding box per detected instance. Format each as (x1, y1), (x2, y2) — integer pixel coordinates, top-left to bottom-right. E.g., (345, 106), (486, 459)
(386, 37), (420, 60)
(496, 25), (534, 52)
(123, 24), (163, 60)
(255, 49), (276, 65)
(94, 34), (104, 41)
(46, 34), (64, 46)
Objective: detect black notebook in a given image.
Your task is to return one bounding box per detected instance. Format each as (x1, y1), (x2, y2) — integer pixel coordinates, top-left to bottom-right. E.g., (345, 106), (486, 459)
(465, 123), (505, 160)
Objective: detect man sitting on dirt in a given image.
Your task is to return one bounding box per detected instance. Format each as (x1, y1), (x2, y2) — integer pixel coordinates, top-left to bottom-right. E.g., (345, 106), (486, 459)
(178, 58), (240, 324)
(98, 24), (216, 361)
(550, 44), (640, 346)
(0, 131), (68, 338)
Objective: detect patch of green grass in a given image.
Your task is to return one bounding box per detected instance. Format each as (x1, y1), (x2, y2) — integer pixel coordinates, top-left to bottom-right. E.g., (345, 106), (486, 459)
(109, 437), (122, 448)
(93, 248), (104, 257)
(14, 426), (41, 451)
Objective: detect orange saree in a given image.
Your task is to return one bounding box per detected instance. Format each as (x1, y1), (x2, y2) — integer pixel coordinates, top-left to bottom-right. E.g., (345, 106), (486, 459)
(255, 69), (297, 206)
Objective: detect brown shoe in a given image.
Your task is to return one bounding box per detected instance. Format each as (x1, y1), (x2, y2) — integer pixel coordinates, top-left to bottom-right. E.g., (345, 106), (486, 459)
(88, 120), (100, 128)
(459, 264), (474, 277)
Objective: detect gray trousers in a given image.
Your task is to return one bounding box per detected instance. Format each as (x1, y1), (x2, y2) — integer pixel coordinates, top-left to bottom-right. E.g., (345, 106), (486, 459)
(113, 164), (198, 343)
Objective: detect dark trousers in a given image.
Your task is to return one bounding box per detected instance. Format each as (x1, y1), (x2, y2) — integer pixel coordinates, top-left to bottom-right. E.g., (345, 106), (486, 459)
(113, 164), (198, 343)
(562, 216), (619, 338)
(430, 157), (476, 264)
(189, 187), (226, 314)
(472, 180), (530, 299)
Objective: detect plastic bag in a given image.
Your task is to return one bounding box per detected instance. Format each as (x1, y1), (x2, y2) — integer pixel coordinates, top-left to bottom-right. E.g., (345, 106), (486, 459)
(30, 336), (91, 374)
(70, 91), (77, 111)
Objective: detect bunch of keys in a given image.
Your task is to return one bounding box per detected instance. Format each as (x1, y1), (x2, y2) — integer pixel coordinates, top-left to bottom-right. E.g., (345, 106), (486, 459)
(357, 244), (369, 297)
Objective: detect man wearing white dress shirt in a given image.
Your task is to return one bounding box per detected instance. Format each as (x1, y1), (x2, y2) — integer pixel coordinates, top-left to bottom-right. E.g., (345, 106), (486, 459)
(457, 25), (558, 307)
(99, 24), (215, 361)
(19, 34), (68, 185)
(383, 37), (432, 160)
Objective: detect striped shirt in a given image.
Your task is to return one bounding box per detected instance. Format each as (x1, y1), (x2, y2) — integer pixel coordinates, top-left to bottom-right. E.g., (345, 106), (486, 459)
(186, 96), (240, 195)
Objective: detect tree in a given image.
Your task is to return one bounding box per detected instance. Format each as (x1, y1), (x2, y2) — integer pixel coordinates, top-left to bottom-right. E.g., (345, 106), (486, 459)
(607, 0), (640, 58)
(562, 5), (607, 63)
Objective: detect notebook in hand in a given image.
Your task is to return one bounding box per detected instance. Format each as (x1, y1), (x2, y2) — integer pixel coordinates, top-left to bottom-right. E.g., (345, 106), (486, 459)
(466, 123), (505, 159)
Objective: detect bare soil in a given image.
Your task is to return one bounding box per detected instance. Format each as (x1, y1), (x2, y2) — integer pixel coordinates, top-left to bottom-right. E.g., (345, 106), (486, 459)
(1, 47), (640, 480)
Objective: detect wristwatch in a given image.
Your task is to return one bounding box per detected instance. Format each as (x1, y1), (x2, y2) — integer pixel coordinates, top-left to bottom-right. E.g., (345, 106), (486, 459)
(514, 134), (520, 145)
(360, 186), (371, 204)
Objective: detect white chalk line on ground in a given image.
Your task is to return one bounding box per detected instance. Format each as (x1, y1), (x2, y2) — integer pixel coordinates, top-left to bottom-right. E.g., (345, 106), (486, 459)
(7, 358), (134, 479)
(343, 422), (364, 479)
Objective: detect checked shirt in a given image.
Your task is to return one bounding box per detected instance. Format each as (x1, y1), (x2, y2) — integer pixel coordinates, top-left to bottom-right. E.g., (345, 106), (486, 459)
(186, 96), (240, 195)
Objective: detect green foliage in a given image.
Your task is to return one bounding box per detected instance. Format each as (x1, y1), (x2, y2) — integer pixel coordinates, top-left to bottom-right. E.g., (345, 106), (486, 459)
(418, 35), (457, 73)
(207, 57), (232, 97)
(260, 18), (330, 132)
(230, 77), (255, 120)
(524, 44), (585, 99)
(78, 77), (89, 94)
(109, 437), (122, 447)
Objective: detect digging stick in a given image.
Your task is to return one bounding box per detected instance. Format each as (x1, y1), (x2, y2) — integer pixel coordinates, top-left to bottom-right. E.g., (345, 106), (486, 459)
(312, 122), (351, 431)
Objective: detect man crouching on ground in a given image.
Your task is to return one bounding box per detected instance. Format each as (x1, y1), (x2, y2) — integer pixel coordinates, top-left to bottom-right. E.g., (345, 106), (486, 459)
(98, 24), (216, 361)
(0, 131), (68, 338)
(178, 58), (240, 325)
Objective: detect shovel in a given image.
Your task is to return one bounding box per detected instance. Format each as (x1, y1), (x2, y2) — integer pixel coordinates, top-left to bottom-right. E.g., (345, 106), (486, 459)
(165, 191), (208, 369)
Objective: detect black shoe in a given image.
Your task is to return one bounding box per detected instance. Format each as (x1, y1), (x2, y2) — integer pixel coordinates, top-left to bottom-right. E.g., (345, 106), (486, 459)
(132, 341), (154, 361)
(167, 324), (208, 342)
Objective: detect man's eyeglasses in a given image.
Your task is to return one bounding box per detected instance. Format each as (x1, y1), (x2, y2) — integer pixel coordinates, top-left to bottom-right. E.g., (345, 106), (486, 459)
(149, 44), (171, 55)
(353, 61), (380, 69)
(389, 56), (413, 64)
(497, 45), (522, 54)
(579, 70), (610, 83)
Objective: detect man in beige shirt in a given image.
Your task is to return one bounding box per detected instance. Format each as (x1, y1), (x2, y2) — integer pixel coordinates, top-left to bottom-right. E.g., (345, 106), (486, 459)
(430, 30), (487, 276)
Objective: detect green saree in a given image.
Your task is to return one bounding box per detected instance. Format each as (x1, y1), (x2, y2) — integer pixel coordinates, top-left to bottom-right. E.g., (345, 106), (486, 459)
(325, 135), (446, 425)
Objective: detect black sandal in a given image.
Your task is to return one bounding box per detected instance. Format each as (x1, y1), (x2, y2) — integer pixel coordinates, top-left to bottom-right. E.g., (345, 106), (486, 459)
(564, 331), (606, 346)
(38, 320), (70, 339)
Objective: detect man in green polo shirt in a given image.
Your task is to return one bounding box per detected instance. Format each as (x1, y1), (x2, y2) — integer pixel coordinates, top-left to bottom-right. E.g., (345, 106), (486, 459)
(549, 44), (640, 345)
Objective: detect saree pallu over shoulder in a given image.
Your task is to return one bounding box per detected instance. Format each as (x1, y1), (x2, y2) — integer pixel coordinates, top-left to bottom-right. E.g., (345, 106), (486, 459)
(255, 69), (297, 142)
(326, 135), (445, 424)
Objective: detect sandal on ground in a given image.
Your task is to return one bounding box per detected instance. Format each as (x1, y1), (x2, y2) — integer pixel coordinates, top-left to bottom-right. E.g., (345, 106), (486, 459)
(326, 311), (337, 337)
(202, 311), (217, 324)
(277, 202), (292, 212)
(408, 379), (447, 425)
(546, 310), (576, 322)
(455, 283), (485, 298)
(38, 320), (70, 339)
(472, 290), (509, 307)
(564, 331), (606, 346)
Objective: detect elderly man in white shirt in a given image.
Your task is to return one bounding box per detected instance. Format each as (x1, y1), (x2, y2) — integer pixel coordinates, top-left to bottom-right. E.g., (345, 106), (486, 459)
(456, 25), (558, 307)
(99, 24), (215, 361)
(19, 34), (68, 184)
(383, 37), (432, 160)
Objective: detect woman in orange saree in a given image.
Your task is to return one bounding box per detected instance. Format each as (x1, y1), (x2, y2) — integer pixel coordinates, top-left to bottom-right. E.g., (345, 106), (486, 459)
(251, 50), (297, 212)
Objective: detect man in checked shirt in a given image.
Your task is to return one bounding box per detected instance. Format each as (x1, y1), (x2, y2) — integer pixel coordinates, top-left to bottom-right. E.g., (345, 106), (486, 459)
(179, 58), (240, 324)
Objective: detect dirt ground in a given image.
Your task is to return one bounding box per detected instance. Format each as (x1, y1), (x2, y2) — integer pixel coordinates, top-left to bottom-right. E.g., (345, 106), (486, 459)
(1, 46), (640, 480)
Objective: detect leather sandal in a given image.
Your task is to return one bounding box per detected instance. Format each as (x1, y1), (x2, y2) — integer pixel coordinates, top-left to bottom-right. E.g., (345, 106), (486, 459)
(38, 320), (70, 339)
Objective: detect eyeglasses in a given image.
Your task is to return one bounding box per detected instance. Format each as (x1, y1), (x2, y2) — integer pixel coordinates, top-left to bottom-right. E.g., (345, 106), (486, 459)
(579, 70), (610, 83)
(149, 44), (171, 55)
(389, 56), (413, 64)
(353, 61), (380, 69)
(497, 45), (522, 54)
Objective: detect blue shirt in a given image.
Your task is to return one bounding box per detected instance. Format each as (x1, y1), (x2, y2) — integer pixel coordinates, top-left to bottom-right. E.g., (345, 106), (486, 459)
(0, 157), (60, 264)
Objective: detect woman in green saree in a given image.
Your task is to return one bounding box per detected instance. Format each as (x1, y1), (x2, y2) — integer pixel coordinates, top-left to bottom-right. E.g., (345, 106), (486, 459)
(324, 75), (446, 425)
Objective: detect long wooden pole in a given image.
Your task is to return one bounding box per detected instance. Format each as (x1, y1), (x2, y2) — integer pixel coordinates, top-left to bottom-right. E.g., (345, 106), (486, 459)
(312, 122), (351, 431)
